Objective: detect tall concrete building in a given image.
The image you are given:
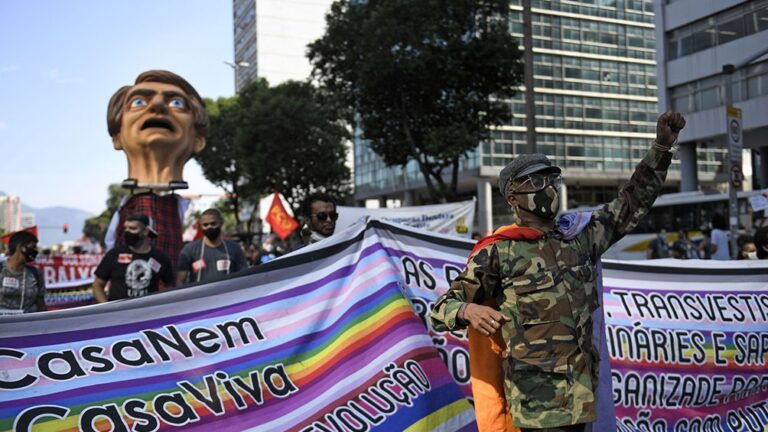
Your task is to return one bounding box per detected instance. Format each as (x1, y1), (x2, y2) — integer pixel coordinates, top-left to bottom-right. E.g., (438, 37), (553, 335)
(354, 0), (676, 233)
(232, 0), (334, 91)
(0, 196), (22, 234)
(655, 0), (768, 192)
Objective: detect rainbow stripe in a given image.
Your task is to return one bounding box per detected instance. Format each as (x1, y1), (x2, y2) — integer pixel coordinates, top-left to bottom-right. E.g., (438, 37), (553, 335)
(601, 259), (768, 432)
(0, 222), (477, 431)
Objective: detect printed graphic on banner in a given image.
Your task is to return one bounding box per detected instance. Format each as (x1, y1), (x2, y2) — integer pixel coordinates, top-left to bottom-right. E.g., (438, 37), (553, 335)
(337, 200), (475, 238)
(34, 254), (102, 289)
(0, 221), (476, 432)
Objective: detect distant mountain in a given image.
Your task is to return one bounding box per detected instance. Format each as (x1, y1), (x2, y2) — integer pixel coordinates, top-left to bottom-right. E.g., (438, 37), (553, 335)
(21, 204), (95, 247)
(0, 191), (95, 246)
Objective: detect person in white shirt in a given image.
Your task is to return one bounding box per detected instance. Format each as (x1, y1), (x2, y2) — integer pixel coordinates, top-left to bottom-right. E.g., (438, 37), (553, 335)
(710, 213), (731, 260)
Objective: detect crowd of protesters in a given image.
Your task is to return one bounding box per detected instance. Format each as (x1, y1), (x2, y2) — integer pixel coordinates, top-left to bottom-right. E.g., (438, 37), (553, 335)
(2, 190), (767, 313)
(0, 192), (339, 311)
(646, 212), (768, 261)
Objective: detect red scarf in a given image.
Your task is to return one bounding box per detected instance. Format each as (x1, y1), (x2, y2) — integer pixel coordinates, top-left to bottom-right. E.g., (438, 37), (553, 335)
(470, 224), (544, 257)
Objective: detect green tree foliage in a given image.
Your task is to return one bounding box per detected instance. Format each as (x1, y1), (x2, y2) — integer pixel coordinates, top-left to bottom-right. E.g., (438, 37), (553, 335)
(197, 95), (251, 225)
(239, 79), (351, 209)
(82, 184), (131, 242)
(308, 0), (524, 202)
(196, 79), (351, 218)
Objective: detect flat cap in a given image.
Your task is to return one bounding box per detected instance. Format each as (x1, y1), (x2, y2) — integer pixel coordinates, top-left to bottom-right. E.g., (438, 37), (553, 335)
(498, 153), (561, 194)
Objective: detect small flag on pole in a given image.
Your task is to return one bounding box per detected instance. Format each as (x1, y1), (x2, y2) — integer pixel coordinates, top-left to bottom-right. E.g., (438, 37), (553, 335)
(265, 193), (298, 240)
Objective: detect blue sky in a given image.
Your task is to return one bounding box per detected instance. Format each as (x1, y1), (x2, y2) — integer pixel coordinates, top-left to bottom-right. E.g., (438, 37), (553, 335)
(0, 0), (235, 214)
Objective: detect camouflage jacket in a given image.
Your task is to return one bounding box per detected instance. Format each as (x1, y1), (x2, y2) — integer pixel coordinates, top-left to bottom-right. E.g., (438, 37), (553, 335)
(430, 146), (672, 428)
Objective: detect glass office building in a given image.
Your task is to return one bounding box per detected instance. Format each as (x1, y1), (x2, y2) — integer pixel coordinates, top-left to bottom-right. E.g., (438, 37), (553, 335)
(355, 0), (673, 231)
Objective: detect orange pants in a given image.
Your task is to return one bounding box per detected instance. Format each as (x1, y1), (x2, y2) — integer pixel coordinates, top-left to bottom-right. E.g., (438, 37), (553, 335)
(468, 322), (520, 431)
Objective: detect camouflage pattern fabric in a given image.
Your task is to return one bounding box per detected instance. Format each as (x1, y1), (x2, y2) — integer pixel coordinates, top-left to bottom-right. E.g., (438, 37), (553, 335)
(431, 146), (672, 429)
(515, 184), (560, 219)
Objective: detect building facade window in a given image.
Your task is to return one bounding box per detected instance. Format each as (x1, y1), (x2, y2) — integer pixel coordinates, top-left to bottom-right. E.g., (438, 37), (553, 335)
(355, 1), (664, 207)
(667, 0), (768, 60)
(669, 60), (768, 113)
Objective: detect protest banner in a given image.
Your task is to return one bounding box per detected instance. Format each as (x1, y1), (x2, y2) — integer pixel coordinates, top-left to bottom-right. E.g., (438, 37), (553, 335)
(3, 220), (767, 431)
(602, 259), (768, 432)
(365, 225), (768, 431)
(356, 221), (476, 398)
(34, 254), (101, 289)
(0, 221), (475, 432)
(337, 200), (475, 238)
(32, 254), (102, 310)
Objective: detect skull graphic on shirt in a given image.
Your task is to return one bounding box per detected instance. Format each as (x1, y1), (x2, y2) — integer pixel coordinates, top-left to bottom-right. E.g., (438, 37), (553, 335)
(126, 259), (152, 297)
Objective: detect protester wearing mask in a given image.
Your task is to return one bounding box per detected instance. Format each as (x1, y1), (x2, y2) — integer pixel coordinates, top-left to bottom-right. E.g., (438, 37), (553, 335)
(647, 229), (670, 259)
(431, 111), (686, 431)
(92, 213), (174, 302)
(176, 208), (247, 285)
(672, 229), (699, 259)
(736, 234), (758, 260)
(0, 231), (46, 314)
(738, 242), (757, 260)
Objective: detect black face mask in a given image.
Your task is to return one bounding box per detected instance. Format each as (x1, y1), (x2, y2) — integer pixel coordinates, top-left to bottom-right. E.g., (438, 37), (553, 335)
(203, 227), (221, 241)
(124, 232), (142, 247)
(22, 247), (38, 263)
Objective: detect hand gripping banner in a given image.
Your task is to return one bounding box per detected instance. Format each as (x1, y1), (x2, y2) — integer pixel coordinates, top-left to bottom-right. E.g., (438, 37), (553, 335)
(0, 220), (475, 432)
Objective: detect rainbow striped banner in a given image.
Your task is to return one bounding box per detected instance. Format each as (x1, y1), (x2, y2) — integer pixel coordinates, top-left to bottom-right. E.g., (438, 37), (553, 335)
(602, 259), (768, 432)
(0, 220), (476, 432)
(4, 219), (766, 432)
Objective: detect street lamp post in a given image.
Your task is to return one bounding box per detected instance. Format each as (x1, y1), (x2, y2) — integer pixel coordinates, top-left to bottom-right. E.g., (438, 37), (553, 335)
(223, 60), (251, 92)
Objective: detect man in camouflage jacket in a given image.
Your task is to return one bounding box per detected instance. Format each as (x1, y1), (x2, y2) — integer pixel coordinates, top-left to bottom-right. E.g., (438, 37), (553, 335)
(430, 112), (686, 431)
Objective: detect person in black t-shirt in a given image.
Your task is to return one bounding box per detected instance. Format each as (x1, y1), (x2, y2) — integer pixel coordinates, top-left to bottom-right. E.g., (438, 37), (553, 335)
(92, 213), (174, 302)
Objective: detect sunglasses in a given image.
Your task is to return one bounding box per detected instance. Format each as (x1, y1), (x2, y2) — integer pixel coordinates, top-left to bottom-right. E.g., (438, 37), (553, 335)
(312, 212), (339, 222)
(511, 172), (563, 193)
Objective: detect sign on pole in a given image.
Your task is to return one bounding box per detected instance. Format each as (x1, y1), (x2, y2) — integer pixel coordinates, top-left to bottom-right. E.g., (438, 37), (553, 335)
(730, 166), (743, 189)
(725, 104), (743, 258)
(726, 106), (743, 173)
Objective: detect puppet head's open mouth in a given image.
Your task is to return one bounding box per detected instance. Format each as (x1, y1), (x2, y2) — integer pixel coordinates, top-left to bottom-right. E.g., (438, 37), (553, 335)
(141, 118), (175, 132)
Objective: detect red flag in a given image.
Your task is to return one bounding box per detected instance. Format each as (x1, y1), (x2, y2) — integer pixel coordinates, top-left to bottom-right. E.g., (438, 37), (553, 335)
(1, 226), (40, 246)
(193, 221), (204, 241)
(265, 193), (298, 240)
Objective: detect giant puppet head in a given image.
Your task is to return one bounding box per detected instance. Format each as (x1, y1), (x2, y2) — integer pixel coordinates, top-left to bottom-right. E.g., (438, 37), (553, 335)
(107, 70), (209, 189)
